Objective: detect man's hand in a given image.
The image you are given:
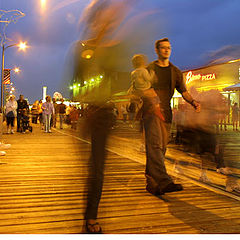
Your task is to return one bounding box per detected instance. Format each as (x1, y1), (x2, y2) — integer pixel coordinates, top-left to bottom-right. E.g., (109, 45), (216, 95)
(191, 100), (201, 112)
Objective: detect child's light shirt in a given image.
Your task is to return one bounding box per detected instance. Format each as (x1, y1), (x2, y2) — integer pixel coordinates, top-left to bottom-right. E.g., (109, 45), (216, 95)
(131, 67), (155, 91)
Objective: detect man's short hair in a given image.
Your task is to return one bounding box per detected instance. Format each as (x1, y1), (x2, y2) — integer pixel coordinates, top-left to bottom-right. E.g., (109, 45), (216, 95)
(155, 38), (170, 49)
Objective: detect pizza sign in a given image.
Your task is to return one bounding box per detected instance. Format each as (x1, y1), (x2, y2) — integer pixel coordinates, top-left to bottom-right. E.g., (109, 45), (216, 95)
(186, 71), (216, 84)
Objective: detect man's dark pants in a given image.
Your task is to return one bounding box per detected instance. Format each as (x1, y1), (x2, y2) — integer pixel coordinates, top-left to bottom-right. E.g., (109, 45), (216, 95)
(143, 112), (173, 192)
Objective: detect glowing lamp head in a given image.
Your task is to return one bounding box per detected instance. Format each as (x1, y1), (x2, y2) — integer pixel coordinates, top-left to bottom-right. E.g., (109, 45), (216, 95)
(18, 41), (28, 51)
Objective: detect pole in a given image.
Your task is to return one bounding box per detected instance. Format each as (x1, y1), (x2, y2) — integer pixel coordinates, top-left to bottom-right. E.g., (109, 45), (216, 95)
(1, 44), (5, 112)
(0, 45), (4, 138)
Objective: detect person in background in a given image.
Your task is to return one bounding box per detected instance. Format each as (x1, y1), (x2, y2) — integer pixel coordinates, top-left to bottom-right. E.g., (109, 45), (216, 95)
(56, 99), (66, 129)
(127, 100), (137, 128)
(17, 95), (29, 132)
(5, 95), (17, 134)
(232, 103), (239, 131)
(52, 98), (57, 128)
(69, 106), (79, 130)
(41, 95), (55, 133)
(37, 100), (44, 129)
(121, 104), (128, 123)
(31, 100), (39, 124)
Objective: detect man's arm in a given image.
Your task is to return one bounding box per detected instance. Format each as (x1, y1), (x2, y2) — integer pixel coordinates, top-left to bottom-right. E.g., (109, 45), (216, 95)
(182, 91), (201, 112)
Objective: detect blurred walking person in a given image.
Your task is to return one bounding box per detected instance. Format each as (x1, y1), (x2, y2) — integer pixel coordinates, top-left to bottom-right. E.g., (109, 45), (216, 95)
(42, 95), (55, 133)
(5, 95), (17, 134)
(70, 0), (134, 233)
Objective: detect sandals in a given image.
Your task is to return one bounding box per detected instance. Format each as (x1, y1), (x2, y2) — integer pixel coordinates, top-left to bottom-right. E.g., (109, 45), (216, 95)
(86, 221), (102, 234)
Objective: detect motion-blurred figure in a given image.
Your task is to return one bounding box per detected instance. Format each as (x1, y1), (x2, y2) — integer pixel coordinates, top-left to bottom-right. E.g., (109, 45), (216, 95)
(177, 89), (231, 180)
(71, 0), (133, 233)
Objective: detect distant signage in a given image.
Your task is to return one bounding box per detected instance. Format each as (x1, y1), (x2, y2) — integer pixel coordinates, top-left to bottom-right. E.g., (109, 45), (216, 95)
(186, 71), (216, 84)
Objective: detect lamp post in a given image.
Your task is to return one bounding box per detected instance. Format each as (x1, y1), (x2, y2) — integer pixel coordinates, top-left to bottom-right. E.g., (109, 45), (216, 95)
(1, 41), (27, 111)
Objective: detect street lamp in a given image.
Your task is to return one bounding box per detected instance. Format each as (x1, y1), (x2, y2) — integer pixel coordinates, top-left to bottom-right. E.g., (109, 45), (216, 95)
(1, 41), (27, 111)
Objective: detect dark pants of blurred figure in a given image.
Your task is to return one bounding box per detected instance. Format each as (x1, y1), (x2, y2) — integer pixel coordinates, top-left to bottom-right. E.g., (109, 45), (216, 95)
(85, 105), (113, 220)
(143, 103), (175, 194)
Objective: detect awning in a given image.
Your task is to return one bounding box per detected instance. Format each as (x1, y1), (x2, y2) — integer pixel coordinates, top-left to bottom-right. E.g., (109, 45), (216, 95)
(223, 83), (240, 91)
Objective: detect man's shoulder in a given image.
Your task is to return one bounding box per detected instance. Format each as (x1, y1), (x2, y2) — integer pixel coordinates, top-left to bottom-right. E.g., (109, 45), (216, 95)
(170, 62), (181, 73)
(148, 60), (158, 68)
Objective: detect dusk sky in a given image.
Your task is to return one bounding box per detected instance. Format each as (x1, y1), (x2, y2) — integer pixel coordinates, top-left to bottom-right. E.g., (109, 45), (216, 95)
(1, 0), (240, 103)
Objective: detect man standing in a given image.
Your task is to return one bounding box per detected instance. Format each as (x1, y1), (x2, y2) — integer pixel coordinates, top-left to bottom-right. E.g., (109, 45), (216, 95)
(144, 38), (200, 195)
(17, 95), (29, 132)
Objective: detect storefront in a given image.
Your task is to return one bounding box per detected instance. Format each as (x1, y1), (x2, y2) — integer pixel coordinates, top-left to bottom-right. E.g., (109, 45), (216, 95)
(172, 59), (240, 109)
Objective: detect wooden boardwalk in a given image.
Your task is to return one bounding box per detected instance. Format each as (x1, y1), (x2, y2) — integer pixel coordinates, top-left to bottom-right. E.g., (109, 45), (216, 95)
(0, 124), (240, 234)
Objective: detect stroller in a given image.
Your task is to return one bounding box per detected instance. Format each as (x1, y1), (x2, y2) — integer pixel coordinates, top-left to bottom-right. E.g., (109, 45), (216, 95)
(19, 109), (33, 133)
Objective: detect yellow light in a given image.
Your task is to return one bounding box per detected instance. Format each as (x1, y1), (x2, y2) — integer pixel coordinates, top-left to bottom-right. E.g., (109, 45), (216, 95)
(41, 0), (47, 9)
(18, 41), (28, 51)
(228, 59), (240, 64)
(84, 81), (87, 85)
(11, 87), (15, 91)
(86, 55), (91, 59)
(13, 67), (20, 73)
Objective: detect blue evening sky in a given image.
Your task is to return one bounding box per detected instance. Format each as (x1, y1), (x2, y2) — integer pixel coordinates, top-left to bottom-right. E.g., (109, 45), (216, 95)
(1, 0), (240, 103)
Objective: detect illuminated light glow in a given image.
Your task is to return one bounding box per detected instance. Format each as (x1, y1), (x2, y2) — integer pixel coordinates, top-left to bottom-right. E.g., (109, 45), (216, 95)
(11, 88), (15, 91)
(84, 81), (87, 85)
(81, 43), (85, 46)
(78, 84), (80, 86)
(70, 86), (73, 90)
(228, 59), (240, 63)
(18, 41), (28, 51)
(100, 75), (103, 79)
(73, 85), (77, 88)
(10, 91), (13, 94)
(186, 71), (216, 84)
(40, 0), (47, 13)
(13, 67), (20, 73)
(91, 78), (94, 82)
(81, 49), (94, 59)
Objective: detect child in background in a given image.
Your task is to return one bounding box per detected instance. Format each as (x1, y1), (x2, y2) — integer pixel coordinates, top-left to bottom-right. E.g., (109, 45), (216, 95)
(129, 54), (164, 121)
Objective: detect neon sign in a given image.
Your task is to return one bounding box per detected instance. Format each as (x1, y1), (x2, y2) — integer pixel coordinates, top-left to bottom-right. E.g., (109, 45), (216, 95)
(186, 71), (216, 84)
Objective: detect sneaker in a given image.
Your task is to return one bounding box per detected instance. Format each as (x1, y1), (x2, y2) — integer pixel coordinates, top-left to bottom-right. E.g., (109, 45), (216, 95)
(217, 167), (232, 175)
(0, 142), (11, 149)
(0, 151), (6, 156)
(7, 129), (10, 134)
(48, 130), (52, 133)
(11, 130), (14, 134)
